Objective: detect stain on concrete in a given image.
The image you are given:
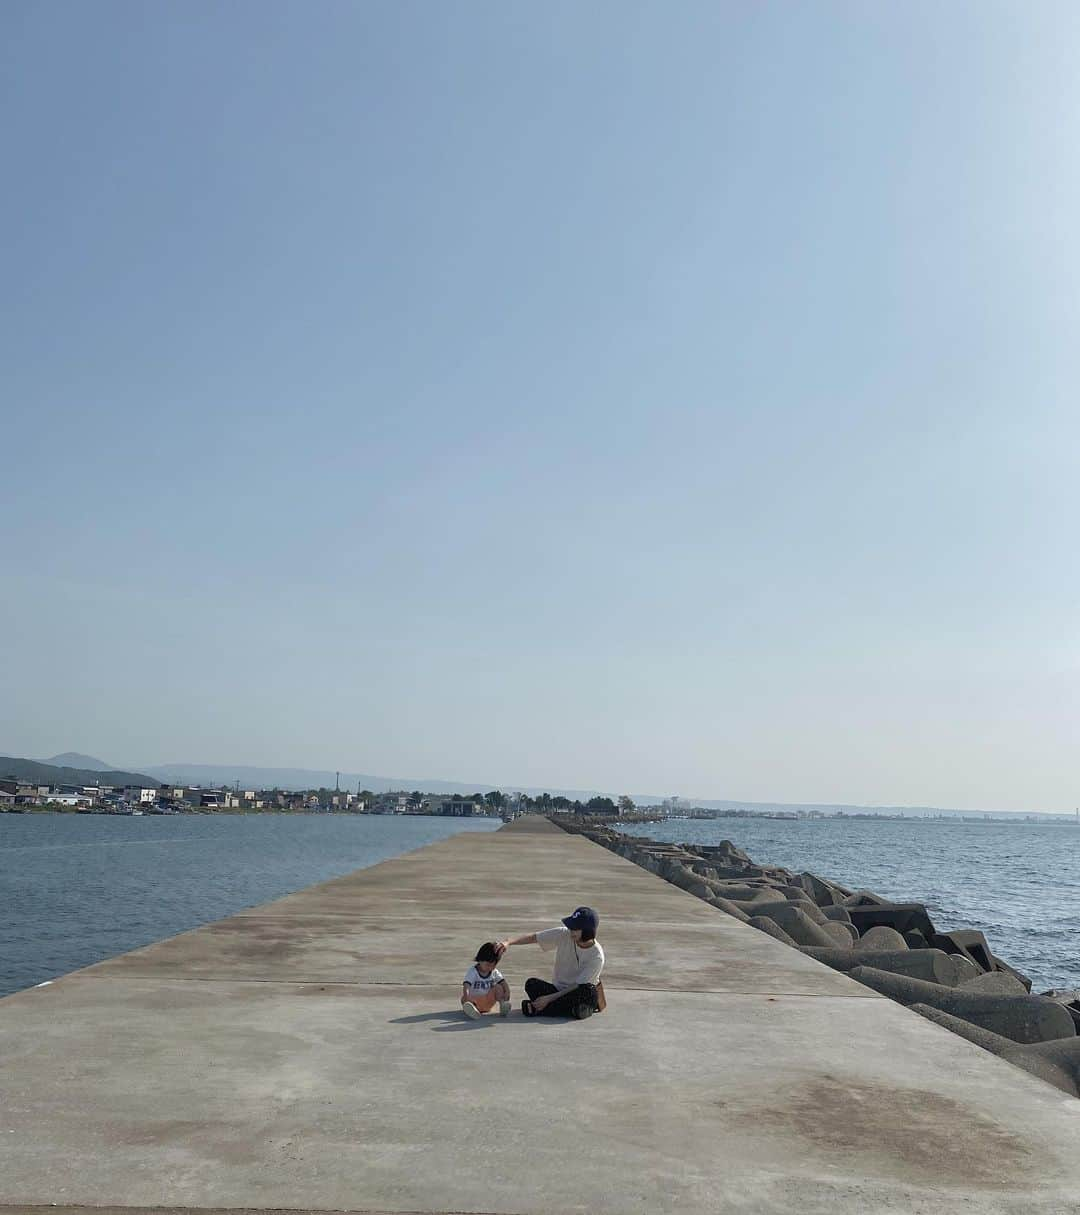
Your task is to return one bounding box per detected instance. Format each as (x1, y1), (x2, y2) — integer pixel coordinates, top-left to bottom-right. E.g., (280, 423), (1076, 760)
(737, 1076), (1037, 1186)
(116, 1119), (262, 1165)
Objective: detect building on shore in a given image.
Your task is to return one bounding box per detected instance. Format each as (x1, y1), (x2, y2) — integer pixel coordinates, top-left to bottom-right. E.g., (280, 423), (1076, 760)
(421, 795), (486, 817)
(371, 792), (411, 814)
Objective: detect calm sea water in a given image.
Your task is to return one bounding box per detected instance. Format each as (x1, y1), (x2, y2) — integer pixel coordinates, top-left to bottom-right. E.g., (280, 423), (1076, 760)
(0, 812), (500, 999)
(624, 817), (1080, 992)
(5, 812), (1077, 998)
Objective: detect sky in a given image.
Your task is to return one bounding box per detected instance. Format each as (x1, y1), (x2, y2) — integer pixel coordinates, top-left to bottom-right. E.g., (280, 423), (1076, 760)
(2, 2), (1078, 810)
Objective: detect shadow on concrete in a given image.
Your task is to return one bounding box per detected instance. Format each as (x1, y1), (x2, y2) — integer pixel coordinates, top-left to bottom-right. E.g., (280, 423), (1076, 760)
(390, 1008), (516, 1029)
(430, 1016), (587, 1032)
(389, 1009), (466, 1025)
(389, 1008), (588, 1032)
(432, 1018), (503, 1032)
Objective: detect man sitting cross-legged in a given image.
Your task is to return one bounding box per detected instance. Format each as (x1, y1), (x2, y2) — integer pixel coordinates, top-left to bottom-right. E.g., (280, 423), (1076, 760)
(496, 906), (606, 1020)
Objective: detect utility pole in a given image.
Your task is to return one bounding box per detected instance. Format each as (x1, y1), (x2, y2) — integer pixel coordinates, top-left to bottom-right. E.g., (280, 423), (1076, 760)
(336, 771), (340, 793)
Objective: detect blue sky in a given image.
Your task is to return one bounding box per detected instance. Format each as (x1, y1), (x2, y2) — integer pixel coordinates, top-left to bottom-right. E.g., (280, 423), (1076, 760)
(3, 2), (1078, 809)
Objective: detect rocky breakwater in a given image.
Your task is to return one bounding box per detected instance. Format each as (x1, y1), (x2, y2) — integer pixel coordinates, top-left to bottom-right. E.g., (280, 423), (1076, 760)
(551, 816), (1080, 1099)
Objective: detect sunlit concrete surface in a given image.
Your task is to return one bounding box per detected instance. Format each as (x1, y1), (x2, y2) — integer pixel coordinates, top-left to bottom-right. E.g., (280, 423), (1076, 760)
(3, 816), (1079, 1214)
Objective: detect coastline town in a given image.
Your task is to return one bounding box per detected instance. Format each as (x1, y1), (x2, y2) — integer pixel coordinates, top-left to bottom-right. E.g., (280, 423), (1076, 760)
(0, 778), (629, 820)
(3, 777), (1075, 825)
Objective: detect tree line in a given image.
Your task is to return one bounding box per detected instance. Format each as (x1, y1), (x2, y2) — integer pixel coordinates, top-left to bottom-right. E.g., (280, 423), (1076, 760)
(366, 790), (634, 814)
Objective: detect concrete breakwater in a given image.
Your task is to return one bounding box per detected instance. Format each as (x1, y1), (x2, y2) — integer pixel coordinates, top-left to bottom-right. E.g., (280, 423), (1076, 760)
(554, 816), (1080, 1099)
(7, 816), (1080, 1214)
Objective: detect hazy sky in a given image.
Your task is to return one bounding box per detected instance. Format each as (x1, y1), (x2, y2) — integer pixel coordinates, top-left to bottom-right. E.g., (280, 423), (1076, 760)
(3, 2), (1078, 810)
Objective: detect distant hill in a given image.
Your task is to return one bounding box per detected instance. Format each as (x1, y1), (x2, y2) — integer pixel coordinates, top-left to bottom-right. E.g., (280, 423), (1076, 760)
(0, 756), (159, 788)
(138, 762), (603, 799)
(43, 752), (114, 771)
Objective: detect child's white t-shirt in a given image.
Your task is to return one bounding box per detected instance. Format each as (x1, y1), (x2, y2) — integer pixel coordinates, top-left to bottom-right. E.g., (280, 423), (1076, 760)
(463, 965), (504, 993)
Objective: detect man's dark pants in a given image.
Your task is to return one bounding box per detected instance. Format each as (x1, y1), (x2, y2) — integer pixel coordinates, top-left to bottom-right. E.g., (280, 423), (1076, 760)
(524, 977), (599, 1017)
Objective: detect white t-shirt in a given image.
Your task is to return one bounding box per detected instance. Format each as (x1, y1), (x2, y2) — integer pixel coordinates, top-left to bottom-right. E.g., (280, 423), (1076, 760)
(536, 927), (605, 990)
(463, 965), (504, 993)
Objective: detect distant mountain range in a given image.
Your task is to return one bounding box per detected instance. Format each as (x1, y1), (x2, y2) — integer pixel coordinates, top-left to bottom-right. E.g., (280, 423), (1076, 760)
(2, 756), (160, 788)
(44, 752), (116, 772)
(28, 753), (603, 798)
(134, 762), (605, 799)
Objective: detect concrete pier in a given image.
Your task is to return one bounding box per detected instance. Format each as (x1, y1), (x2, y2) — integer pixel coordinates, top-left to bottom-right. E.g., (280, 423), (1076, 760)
(2, 817), (1079, 1214)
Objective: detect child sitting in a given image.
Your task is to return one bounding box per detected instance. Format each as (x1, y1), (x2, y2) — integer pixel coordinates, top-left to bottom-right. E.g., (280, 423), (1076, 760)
(461, 941), (511, 1019)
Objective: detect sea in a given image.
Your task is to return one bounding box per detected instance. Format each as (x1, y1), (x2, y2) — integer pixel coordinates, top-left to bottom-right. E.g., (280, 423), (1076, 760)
(623, 816), (1080, 992)
(0, 812), (500, 1000)
(3, 812), (1077, 999)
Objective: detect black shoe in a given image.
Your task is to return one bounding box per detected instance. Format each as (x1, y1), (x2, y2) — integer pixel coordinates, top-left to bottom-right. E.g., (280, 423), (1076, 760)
(521, 999), (537, 1017)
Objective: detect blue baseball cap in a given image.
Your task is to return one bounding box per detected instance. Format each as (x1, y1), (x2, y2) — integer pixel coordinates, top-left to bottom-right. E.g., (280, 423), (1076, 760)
(562, 906), (599, 938)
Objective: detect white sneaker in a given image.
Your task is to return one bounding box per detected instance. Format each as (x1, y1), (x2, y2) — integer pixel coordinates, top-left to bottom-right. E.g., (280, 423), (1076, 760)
(462, 1001), (482, 1020)
(499, 1000), (511, 1017)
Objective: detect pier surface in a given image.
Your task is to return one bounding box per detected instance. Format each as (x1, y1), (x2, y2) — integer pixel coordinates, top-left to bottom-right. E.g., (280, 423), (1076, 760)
(2, 817), (1079, 1215)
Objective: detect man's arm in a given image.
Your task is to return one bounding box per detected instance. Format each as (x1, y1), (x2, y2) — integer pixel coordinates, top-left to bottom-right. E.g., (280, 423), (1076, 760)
(495, 933), (538, 953)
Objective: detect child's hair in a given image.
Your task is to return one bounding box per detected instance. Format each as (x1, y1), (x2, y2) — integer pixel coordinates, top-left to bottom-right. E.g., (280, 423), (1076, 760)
(474, 941), (500, 964)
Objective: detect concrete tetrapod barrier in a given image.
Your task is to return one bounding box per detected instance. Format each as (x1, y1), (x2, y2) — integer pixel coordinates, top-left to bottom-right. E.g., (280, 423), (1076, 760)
(992, 957), (1035, 992)
(821, 921), (856, 947)
(748, 915), (798, 946)
(820, 905), (853, 924)
(932, 932), (1033, 991)
(707, 896), (751, 922)
(848, 966), (1077, 1045)
(710, 884), (783, 903)
(912, 1005), (1080, 1099)
(932, 928), (997, 973)
(961, 970), (1029, 996)
(950, 955), (981, 984)
(1042, 990), (1080, 1034)
(843, 890), (891, 907)
(795, 871), (851, 906)
(830, 921), (859, 945)
(708, 865), (775, 880)
(687, 879), (733, 902)
(731, 897), (827, 924)
(847, 903), (937, 942)
(699, 878), (775, 902)
(667, 863), (709, 892)
(694, 840), (755, 866)
(758, 904), (840, 948)
(774, 884), (817, 902)
(857, 925), (908, 951)
(800, 947), (957, 985)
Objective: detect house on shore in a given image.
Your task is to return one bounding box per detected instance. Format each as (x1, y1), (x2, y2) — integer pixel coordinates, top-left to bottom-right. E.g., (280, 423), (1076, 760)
(372, 792), (411, 814)
(421, 795), (487, 817)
